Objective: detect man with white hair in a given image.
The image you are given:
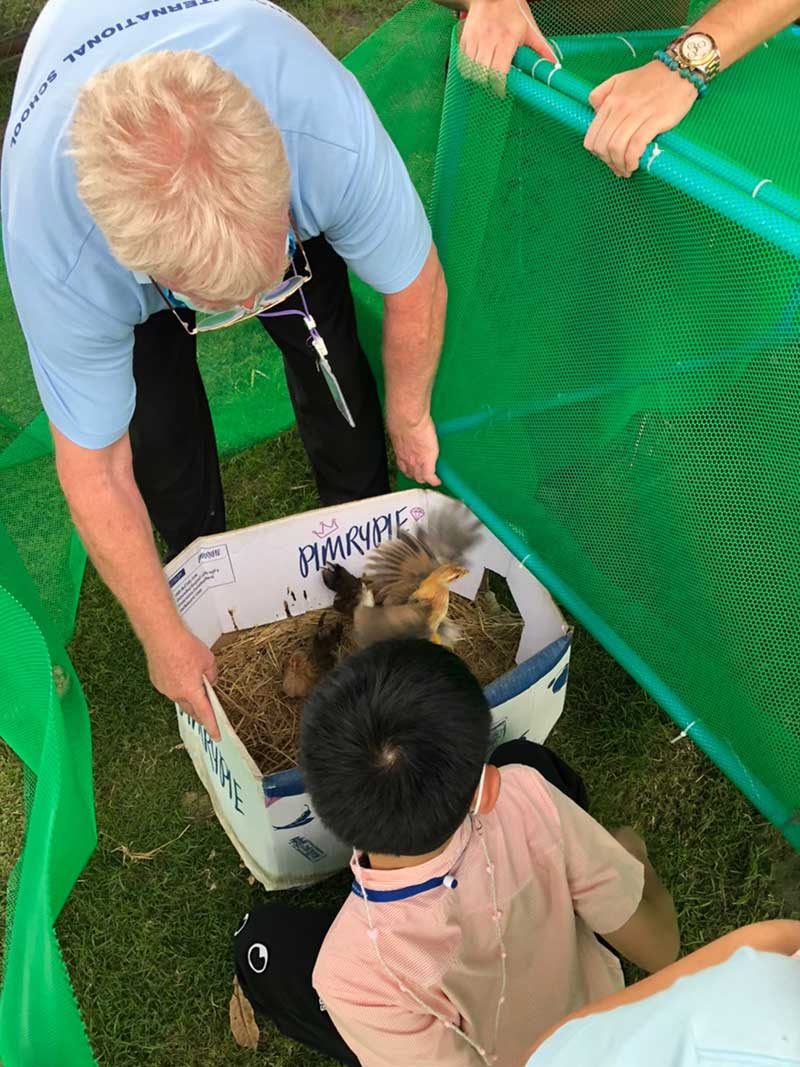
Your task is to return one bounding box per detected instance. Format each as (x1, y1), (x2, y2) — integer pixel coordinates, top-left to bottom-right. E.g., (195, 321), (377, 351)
(1, 0), (446, 738)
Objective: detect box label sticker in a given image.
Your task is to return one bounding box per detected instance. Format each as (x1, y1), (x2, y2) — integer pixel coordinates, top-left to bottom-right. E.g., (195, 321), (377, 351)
(169, 544), (235, 614)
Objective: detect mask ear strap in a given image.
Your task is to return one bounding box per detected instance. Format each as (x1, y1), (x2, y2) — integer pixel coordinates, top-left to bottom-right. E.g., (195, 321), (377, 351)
(471, 765), (487, 816)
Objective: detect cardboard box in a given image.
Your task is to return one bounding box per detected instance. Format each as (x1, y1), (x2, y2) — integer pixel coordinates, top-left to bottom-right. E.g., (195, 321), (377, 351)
(167, 490), (571, 890)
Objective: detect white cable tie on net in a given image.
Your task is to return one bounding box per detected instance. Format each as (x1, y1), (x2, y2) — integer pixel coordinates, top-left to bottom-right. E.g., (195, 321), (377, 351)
(670, 720), (697, 744)
(752, 178), (773, 199)
(531, 57), (547, 77)
(547, 65), (559, 86)
(549, 38), (564, 62)
(646, 143), (662, 172)
(615, 35), (636, 57)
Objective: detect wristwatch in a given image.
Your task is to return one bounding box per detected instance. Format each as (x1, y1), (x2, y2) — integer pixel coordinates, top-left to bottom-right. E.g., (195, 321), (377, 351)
(665, 31), (721, 85)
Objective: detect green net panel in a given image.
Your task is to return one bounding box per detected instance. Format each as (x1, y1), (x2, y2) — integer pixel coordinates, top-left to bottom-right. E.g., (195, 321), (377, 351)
(0, 518), (97, 1067)
(431, 24), (800, 848)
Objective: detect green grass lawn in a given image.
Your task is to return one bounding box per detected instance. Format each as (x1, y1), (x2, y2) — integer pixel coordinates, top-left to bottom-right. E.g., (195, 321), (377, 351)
(1, 3), (798, 1066)
(0, 0), (44, 40)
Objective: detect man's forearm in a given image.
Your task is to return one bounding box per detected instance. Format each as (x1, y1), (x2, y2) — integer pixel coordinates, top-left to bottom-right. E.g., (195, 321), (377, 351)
(689, 0), (800, 68)
(382, 245), (447, 426)
(54, 424), (219, 735)
(55, 434), (184, 651)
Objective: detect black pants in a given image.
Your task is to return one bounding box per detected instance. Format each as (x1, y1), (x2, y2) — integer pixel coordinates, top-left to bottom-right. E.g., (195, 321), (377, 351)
(233, 740), (588, 1066)
(129, 236), (389, 559)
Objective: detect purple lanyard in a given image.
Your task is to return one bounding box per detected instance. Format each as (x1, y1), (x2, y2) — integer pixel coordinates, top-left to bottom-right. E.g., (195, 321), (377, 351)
(260, 284), (356, 428)
(259, 286), (324, 351)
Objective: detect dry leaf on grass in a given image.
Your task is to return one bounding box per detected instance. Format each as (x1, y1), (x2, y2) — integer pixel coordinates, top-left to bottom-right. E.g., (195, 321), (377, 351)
(229, 976), (260, 1049)
(111, 824), (190, 863)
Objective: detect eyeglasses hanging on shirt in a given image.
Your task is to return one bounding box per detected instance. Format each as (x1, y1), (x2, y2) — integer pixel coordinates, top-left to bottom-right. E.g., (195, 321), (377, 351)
(150, 222), (355, 428)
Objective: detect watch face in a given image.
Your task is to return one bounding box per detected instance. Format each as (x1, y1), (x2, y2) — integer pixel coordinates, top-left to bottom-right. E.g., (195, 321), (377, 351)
(681, 33), (714, 63)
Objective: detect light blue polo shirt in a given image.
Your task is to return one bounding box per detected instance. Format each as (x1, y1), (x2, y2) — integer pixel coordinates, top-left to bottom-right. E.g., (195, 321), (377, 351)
(0, 0), (432, 449)
(530, 948), (800, 1066)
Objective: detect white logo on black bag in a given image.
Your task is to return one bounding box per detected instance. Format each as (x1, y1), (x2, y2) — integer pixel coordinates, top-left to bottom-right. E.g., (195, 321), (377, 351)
(248, 943), (269, 974)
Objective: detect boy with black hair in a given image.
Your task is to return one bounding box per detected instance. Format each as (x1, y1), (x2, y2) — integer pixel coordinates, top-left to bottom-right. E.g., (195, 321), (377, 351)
(234, 639), (679, 1066)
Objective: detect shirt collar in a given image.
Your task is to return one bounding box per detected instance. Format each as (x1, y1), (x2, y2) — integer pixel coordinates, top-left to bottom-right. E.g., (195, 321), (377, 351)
(349, 819), (472, 894)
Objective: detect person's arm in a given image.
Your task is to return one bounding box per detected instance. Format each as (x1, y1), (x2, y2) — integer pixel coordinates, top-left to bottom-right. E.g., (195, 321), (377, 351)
(539, 782), (678, 974)
(598, 827), (680, 974)
(432, 0), (557, 72)
(529, 919), (800, 1056)
(382, 244), (446, 487)
(52, 424), (220, 738)
(585, 0), (800, 177)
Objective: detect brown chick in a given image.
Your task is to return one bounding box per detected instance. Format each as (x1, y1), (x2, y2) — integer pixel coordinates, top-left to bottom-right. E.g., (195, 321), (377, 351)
(282, 613), (344, 699)
(353, 524), (472, 648)
(322, 563), (363, 617)
(282, 651), (317, 699)
(310, 611), (344, 673)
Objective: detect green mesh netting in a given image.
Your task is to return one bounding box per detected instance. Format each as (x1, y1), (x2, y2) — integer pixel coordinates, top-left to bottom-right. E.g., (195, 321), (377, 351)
(2, 3), (799, 1064)
(431, 23), (800, 848)
(0, 518), (97, 1066)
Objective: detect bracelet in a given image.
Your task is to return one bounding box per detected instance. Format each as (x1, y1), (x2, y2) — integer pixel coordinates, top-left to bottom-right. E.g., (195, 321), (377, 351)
(653, 49), (708, 97)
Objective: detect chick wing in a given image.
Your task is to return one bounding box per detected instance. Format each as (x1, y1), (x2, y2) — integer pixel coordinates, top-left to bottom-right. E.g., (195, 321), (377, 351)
(352, 587), (432, 647)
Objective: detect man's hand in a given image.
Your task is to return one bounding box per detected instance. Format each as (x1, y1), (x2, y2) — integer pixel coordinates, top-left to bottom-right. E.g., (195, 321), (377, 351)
(585, 61), (698, 178)
(460, 0), (557, 74)
(146, 625), (221, 740)
(387, 410), (441, 486)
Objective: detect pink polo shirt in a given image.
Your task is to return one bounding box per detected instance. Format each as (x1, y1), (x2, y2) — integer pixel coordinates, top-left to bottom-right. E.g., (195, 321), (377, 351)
(312, 764), (644, 1067)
